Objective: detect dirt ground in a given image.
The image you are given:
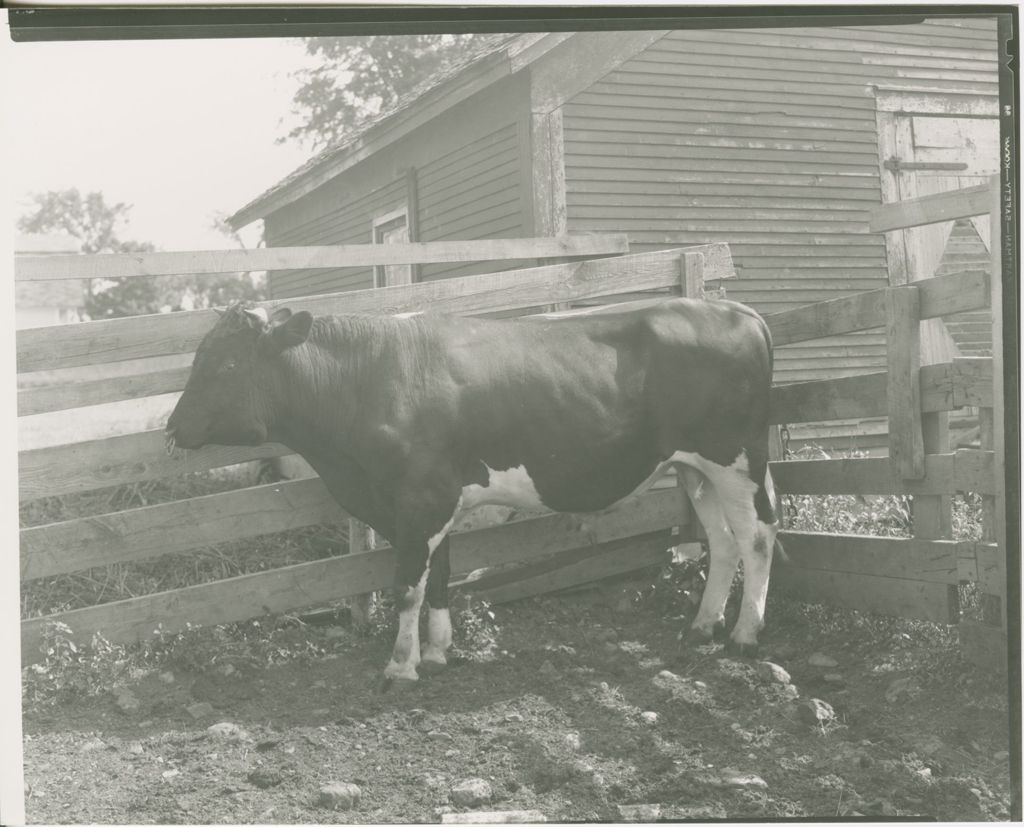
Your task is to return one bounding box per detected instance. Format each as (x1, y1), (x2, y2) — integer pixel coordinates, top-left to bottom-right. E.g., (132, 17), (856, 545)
(22, 579), (1015, 824)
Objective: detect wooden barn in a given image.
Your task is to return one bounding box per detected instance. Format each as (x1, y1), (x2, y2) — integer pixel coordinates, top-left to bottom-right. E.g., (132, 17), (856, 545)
(228, 18), (1000, 451)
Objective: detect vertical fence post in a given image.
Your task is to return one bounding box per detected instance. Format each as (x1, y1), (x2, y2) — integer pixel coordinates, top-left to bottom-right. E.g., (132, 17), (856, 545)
(885, 285), (925, 480)
(959, 176), (1007, 671)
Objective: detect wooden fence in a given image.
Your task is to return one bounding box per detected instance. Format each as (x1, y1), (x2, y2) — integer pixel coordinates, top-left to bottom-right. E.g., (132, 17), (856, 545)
(17, 181), (1008, 670)
(17, 233), (729, 662)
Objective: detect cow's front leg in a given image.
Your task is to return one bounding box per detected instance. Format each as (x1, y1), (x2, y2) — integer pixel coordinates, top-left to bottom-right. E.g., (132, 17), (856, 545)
(383, 492), (460, 685)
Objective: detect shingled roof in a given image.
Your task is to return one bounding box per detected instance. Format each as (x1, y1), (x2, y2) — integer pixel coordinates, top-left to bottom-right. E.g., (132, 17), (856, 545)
(229, 32), (534, 229)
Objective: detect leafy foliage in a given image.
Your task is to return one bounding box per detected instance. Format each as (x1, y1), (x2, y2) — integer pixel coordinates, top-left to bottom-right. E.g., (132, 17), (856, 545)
(18, 187), (264, 319)
(282, 34), (489, 150)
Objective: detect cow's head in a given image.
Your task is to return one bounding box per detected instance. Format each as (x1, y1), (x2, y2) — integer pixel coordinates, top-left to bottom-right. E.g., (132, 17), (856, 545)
(165, 302), (313, 451)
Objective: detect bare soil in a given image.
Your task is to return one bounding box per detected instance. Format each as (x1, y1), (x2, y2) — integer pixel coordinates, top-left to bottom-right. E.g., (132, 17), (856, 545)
(22, 581), (1014, 823)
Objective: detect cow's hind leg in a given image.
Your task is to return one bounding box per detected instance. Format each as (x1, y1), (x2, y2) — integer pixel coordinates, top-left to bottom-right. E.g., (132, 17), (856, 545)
(421, 535), (453, 674)
(678, 464), (740, 644)
(715, 454), (778, 656)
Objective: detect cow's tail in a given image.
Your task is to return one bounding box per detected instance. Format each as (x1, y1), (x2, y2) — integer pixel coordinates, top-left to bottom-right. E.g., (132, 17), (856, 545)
(764, 461), (789, 566)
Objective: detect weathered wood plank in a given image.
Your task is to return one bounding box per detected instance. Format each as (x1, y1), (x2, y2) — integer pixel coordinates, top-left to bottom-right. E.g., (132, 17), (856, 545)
(449, 488), (684, 574)
(18, 430), (291, 501)
(17, 245), (734, 373)
(919, 357), (993, 411)
(18, 365), (190, 416)
(15, 236), (630, 282)
(19, 489), (685, 663)
(21, 548), (399, 665)
(465, 532), (670, 605)
(915, 410), (952, 539)
(770, 451), (994, 496)
(778, 531), (959, 584)
(774, 567), (958, 625)
(869, 183), (992, 232)
(764, 270), (988, 346)
(769, 372), (887, 424)
(886, 286), (924, 479)
(20, 478), (347, 581)
(765, 288), (887, 346)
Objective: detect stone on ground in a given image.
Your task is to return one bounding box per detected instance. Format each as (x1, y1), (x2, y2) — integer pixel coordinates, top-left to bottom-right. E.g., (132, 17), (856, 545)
(808, 652), (838, 668)
(186, 701), (215, 720)
(207, 722), (250, 741)
(450, 778), (493, 808)
(756, 661), (791, 685)
(318, 782), (361, 810)
(798, 697), (836, 726)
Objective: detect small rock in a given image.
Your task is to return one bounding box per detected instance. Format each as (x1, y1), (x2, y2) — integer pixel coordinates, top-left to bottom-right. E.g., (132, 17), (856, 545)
(915, 767), (932, 781)
(445, 749), (460, 758)
(782, 683), (800, 700)
(206, 722), (249, 741)
(640, 711), (658, 726)
(80, 738), (106, 753)
(247, 768), (284, 789)
(756, 661), (791, 685)
(539, 661), (557, 676)
(162, 769), (180, 780)
(503, 713), (524, 724)
(823, 672), (845, 684)
(798, 698), (836, 726)
(994, 750), (1010, 761)
(718, 768), (767, 788)
(808, 652), (838, 668)
(885, 677), (920, 704)
(318, 782), (361, 811)
(617, 803), (661, 821)
(450, 778), (492, 808)
(564, 732), (581, 751)
(128, 742), (144, 755)
(186, 702), (215, 720)
(158, 671), (175, 684)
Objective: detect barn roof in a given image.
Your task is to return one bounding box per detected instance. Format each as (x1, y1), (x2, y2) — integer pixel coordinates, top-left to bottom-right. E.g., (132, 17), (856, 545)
(230, 32), (571, 230)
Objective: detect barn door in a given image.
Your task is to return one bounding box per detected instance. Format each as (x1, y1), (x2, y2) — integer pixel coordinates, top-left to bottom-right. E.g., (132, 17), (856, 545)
(875, 89), (999, 363)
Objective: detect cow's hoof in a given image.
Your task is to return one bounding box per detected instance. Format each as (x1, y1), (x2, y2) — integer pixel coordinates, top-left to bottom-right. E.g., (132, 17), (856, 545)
(684, 621), (726, 646)
(418, 658), (447, 676)
(380, 676), (418, 694)
(725, 639), (759, 659)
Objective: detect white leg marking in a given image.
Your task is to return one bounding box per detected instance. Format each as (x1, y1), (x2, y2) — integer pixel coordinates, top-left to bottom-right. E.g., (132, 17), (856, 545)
(385, 504), (458, 681)
(385, 575), (427, 681)
(422, 607), (453, 666)
(679, 465), (739, 637)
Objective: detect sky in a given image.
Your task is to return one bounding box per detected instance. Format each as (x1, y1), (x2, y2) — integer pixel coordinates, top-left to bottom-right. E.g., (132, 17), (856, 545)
(6, 35), (323, 250)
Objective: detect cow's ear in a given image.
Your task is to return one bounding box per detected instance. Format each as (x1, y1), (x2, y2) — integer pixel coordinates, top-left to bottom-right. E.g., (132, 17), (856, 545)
(265, 310), (313, 354)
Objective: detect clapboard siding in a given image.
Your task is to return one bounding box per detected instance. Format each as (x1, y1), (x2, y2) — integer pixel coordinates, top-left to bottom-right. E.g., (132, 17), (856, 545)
(263, 74), (530, 299)
(267, 178), (407, 298)
(563, 20), (998, 383)
(417, 122), (527, 282)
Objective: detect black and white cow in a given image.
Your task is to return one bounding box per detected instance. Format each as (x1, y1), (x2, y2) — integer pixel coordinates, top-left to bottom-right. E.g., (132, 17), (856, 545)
(165, 299), (778, 683)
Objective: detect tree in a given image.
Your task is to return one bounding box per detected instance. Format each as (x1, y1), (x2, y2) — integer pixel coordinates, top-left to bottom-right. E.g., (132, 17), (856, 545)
(18, 189), (263, 319)
(282, 33), (490, 150)
(17, 189), (156, 256)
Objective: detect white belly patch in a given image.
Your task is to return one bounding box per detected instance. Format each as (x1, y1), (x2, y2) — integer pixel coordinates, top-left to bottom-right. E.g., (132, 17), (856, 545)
(461, 464), (550, 512)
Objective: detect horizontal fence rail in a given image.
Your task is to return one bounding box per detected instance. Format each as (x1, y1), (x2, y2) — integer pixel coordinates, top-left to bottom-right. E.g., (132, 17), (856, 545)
(17, 243), (734, 374)
(14, 234), (631, 282)
(868, 182), (992, 233)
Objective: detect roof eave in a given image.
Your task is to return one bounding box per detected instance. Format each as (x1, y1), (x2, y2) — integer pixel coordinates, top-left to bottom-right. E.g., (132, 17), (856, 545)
(228, 36), (568, 231)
